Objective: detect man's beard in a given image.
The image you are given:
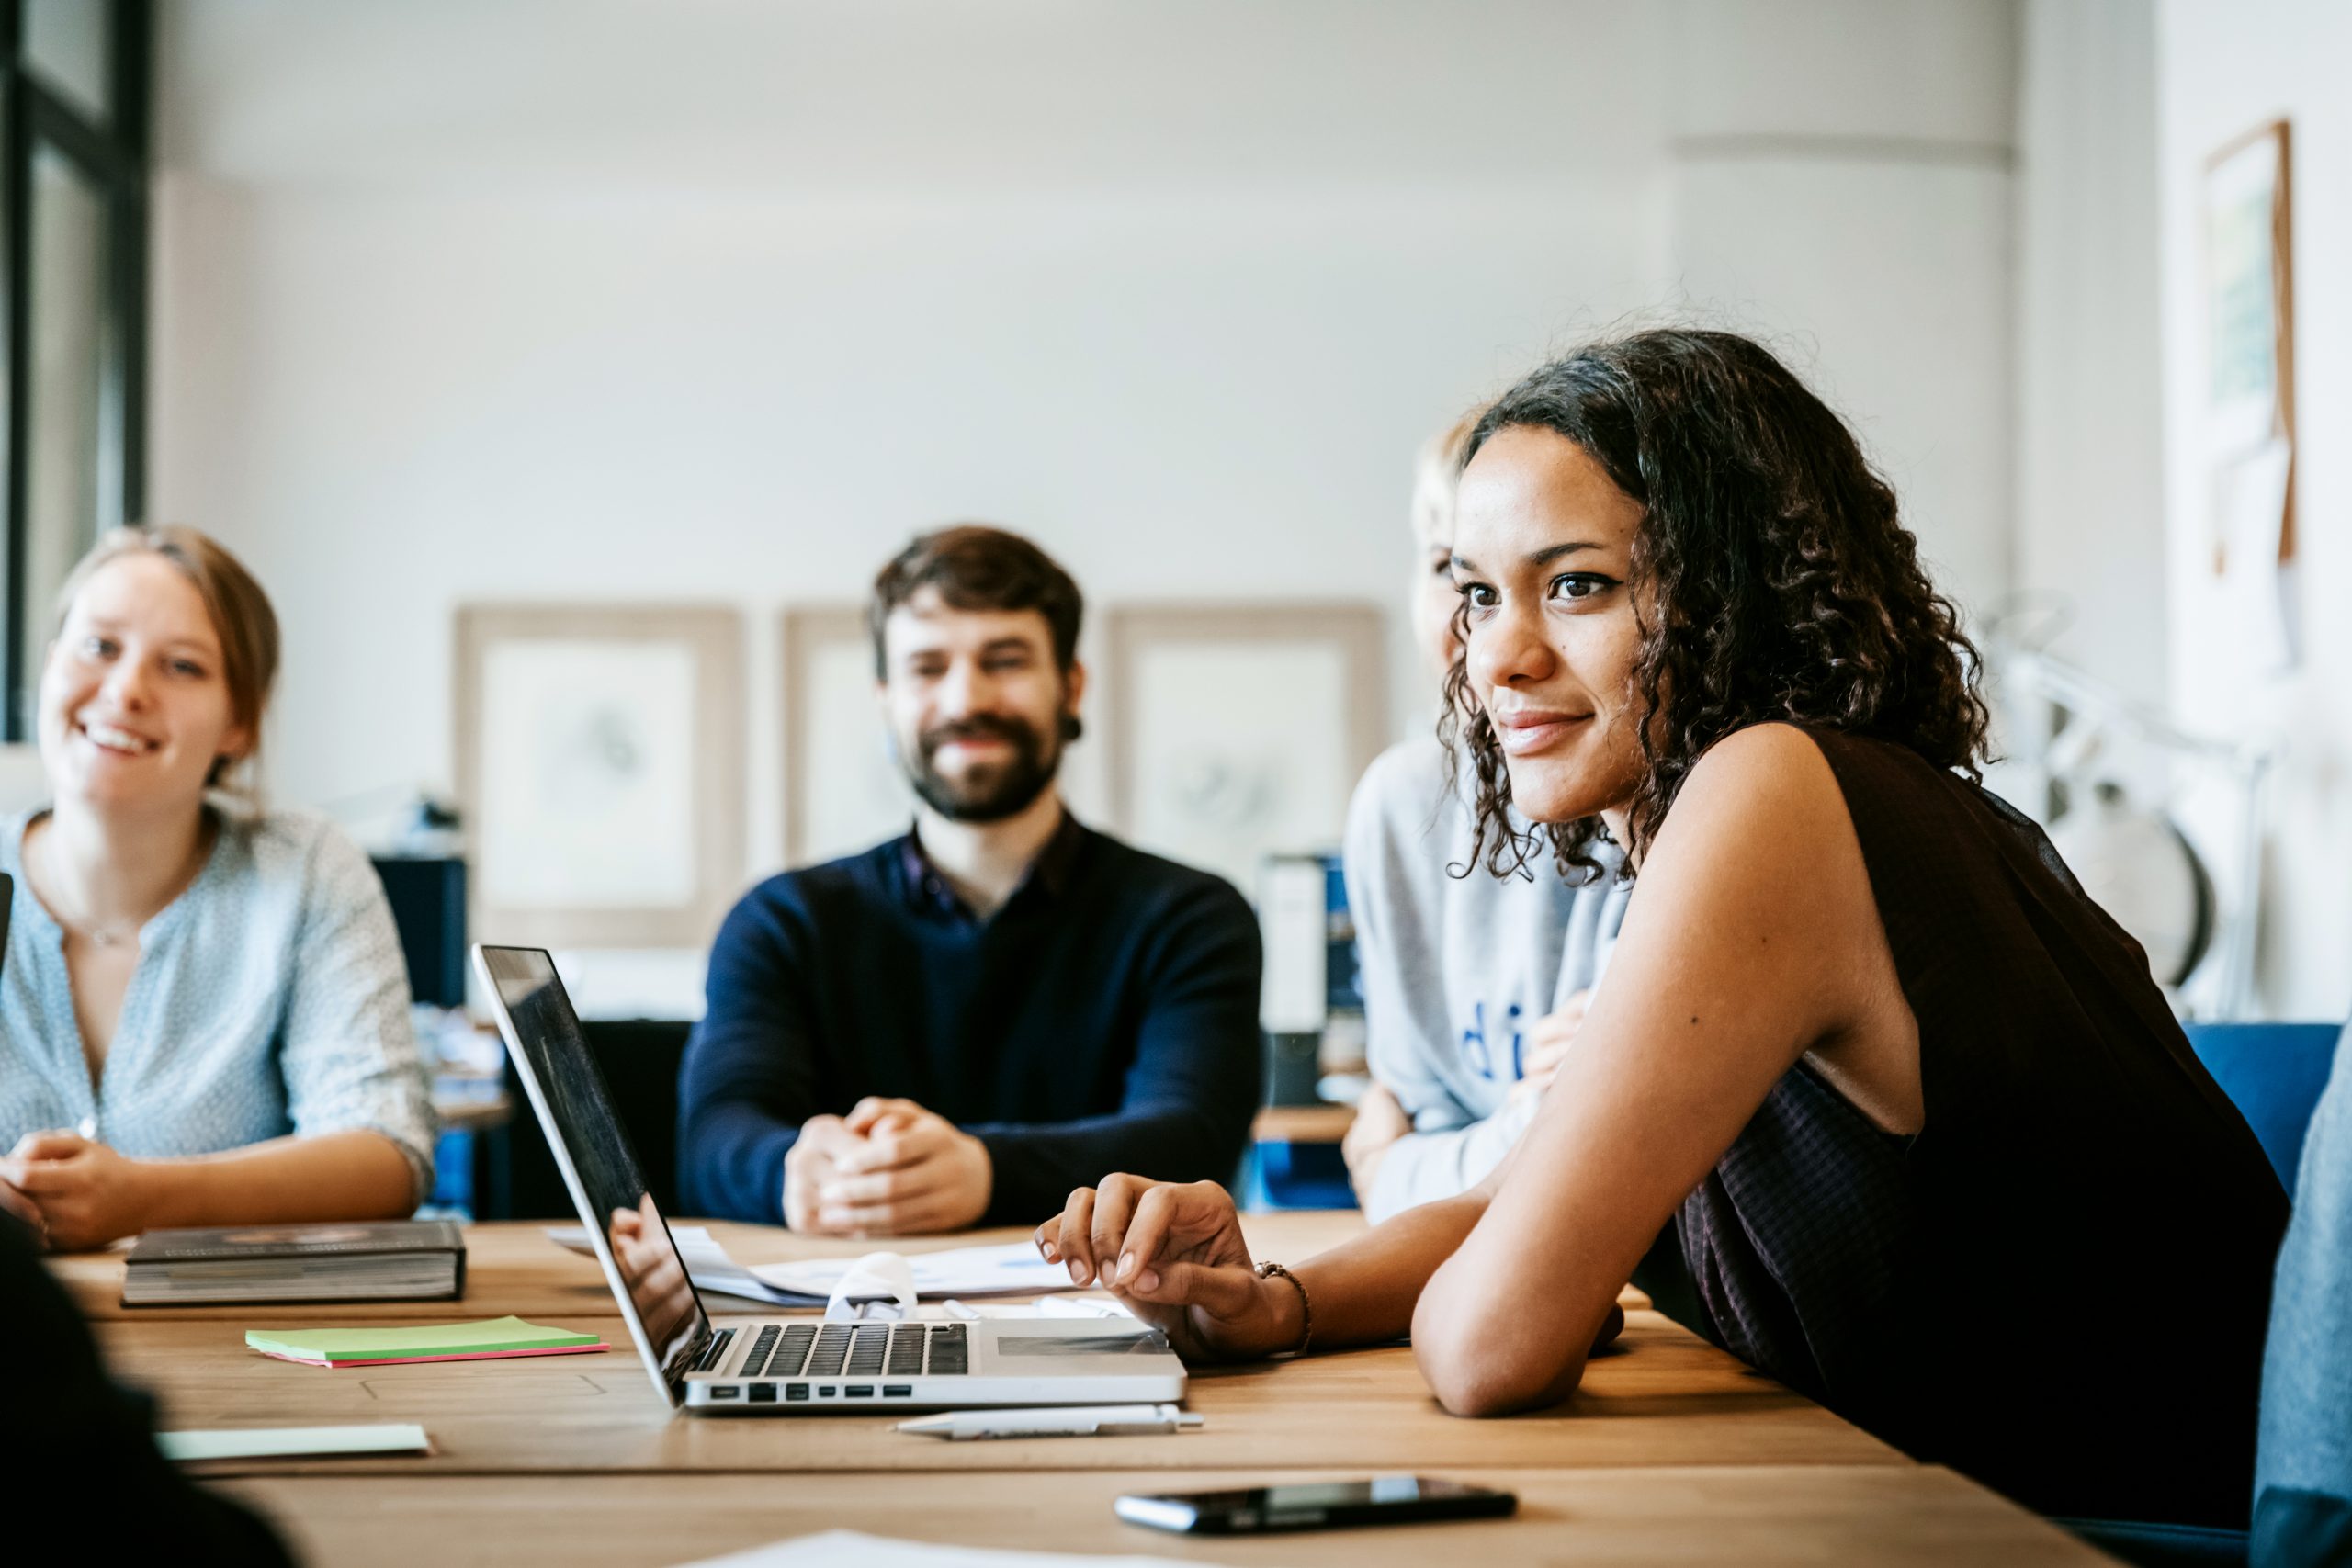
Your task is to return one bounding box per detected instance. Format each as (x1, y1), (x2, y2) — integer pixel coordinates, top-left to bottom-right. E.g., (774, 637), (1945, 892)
(907, 712), (1063, 824)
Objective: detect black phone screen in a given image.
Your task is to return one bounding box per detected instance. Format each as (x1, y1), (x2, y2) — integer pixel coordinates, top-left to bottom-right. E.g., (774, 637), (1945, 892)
(1114, 1475), (1517, 1534)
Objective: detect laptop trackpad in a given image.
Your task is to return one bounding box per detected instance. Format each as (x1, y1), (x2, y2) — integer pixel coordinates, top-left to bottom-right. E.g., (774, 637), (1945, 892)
(980, 1323), (1174, 1375)
(992, 1330), (1168, 1358)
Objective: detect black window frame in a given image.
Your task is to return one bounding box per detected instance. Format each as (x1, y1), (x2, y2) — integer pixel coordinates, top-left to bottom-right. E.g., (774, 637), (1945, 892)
(0, 0), (152, 739)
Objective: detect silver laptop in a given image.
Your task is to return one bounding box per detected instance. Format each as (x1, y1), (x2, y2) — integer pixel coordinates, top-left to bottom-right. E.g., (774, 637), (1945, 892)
(473, 944), (1187, 1414)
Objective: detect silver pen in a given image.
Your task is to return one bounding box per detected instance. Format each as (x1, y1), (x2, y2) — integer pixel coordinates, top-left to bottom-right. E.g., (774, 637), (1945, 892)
(895, 1404), (1203, 1440)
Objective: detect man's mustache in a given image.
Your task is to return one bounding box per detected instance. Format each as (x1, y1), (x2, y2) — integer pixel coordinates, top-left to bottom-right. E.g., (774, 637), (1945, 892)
(919, 715), (1037, 757)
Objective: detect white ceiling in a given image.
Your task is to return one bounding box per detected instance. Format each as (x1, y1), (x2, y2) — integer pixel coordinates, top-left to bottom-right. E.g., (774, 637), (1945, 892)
(157, 0), (1669, 195)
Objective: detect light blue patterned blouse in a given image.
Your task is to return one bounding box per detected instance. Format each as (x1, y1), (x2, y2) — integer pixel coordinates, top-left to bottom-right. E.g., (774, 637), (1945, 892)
(0, 807), (436, 1198)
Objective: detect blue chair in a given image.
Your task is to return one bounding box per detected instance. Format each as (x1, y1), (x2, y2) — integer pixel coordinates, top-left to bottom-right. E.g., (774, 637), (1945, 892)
(2181, 1023), (2344, 1190)
(2058, 1022), (2341, 1568)
(1237, 1137), (1357, 1212)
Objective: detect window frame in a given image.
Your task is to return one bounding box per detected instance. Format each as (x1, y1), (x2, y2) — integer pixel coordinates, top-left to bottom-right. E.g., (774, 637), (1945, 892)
(0, 0), (151, 739)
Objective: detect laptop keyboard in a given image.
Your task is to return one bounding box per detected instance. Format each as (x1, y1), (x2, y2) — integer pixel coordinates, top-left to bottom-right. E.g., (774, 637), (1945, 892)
(737, 1321), (967, 1380)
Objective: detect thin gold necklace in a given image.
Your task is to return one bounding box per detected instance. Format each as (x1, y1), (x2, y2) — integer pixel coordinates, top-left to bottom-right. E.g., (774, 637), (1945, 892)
(31, 818), (207, 949)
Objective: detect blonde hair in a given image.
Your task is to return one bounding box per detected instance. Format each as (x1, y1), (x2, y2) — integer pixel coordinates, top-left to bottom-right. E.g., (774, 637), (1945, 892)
(1410, 409), (1482, 548)
(51, 525), (280, 791)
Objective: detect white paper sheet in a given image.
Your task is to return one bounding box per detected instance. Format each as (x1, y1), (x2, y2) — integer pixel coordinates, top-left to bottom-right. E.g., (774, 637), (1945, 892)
(1030, 1294), (1133, 1320)
(549, 1228), (1090, 1308)
(676, 1529), (1196, 1568)
(752, 1242), (1071, 1300)
(159, 1424), (431, 1461)
(545, 1225), (822, 1306)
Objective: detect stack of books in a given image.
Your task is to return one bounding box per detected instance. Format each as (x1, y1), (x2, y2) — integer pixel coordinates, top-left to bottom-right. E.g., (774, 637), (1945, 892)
(121, 1220), (467, 1306)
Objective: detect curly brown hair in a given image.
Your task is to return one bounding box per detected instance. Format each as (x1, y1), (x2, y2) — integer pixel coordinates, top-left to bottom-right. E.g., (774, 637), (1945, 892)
(1441, 329), (1990, 878)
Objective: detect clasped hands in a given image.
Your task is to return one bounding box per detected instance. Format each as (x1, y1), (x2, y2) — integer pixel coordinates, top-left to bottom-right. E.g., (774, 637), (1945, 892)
(783, 1096), (993, 1235)
(0, 1131), (153, 1252)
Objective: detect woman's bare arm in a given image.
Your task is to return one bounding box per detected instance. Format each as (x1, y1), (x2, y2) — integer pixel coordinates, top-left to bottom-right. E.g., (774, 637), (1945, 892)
(1411, 723), (1910, 1414)
(3, 1129), (418, 1251)
(1272, 1186), (1492, 1348)
(149, 1130), (419, 1226)
(1039, 725), (1908, 1411)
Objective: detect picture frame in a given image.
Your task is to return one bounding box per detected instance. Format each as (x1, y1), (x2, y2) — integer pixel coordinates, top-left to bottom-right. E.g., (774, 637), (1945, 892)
(779, 604), (915, 868)
(454, 604), (744, 948)
(2199, 118), (2297, 669)
(1102, 603), (1386, 897)
(2202, 118), (2296, 479)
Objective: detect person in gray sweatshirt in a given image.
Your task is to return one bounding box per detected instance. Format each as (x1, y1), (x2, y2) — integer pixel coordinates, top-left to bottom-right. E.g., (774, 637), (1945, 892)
(1340, 415), (1630, 1224)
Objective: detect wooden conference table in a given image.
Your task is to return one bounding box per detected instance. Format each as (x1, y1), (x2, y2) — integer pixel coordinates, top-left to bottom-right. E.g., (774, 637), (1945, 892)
(62, 1214), (2116, 1565)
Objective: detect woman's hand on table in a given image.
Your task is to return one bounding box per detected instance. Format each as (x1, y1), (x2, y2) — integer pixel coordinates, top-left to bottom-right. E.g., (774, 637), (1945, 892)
(1035, 1175), (1299, 1364)
(0, 1170), (48, 1246)
(0, 1131), (155, 1251)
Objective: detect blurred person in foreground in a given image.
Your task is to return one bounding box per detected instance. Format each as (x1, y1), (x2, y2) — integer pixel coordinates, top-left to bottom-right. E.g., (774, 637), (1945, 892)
(678, 525), (1261, 1235)
(1, 1204), (293, 1560)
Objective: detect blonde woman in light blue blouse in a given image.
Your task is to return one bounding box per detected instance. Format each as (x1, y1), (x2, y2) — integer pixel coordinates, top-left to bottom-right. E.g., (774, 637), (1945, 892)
(0, 526), (432, 1251)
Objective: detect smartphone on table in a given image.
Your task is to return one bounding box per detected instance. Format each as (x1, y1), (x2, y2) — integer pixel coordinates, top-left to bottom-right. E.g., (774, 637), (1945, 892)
(1113, 1475), (1516, 1535)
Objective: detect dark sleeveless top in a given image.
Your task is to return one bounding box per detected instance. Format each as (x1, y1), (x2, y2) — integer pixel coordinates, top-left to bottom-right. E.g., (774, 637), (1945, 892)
(1674, 728), (2288, 1528)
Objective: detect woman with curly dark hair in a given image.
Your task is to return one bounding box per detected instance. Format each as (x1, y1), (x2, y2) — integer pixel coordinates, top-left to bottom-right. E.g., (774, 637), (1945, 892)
(1035, 330), (2287, 1529)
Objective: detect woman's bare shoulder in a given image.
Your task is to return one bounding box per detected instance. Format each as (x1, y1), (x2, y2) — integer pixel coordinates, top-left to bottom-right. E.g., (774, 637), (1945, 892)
(1653, 723), (1851, 863)
(1691, 719), (1837, 783)
(1621, 720), (1881, 1011)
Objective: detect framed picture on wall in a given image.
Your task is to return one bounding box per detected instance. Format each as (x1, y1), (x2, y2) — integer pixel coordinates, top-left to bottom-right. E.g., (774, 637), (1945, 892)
(780, 605), (916, 868)
(2201, 117), (2297, 668)
(455, 604), (744, 948)
(1102, 604), (1385, 899)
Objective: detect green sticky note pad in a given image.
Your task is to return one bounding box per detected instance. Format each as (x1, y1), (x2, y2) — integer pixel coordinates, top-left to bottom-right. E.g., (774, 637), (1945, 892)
(244, 1315), (602, 1362)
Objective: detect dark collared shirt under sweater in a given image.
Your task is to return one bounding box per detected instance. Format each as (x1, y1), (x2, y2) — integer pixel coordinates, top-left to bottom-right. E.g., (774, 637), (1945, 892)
(676, 813), (1264, 1225)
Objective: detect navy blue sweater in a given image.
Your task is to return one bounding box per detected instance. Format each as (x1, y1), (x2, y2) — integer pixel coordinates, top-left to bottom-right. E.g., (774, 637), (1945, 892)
(676, 818), (1263, 1226)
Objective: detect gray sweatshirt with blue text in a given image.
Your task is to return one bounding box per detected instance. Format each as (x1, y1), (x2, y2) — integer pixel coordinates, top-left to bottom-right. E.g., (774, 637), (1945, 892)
(1341, 737), (1628, 1223)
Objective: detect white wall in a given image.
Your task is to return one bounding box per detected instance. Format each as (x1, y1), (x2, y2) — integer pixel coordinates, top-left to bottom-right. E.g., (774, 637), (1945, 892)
(2012, 0), (2165, 706)
(2157, 1), (2352, 1019)
(151, 184), (1659, 840)
(145, 1), (2027, 998)
(149, 1), (1675, 877)
(1665, 0), (2018, 623)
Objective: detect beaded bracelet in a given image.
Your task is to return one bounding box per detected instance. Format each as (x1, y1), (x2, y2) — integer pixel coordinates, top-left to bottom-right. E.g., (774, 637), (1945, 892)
(1255, 1259), (1312, 1355)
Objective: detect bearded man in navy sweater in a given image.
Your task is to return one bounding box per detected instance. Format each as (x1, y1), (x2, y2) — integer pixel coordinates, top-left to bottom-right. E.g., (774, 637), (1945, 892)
(678, 526), (1263, 1234)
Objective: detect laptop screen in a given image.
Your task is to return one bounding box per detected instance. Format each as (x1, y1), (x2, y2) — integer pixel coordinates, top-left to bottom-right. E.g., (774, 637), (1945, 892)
(478, 945), (709, 1398)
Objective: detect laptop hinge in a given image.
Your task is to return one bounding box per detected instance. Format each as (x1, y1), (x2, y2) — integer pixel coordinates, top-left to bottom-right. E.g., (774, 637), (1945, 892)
(687, 1325), (733, 1376)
